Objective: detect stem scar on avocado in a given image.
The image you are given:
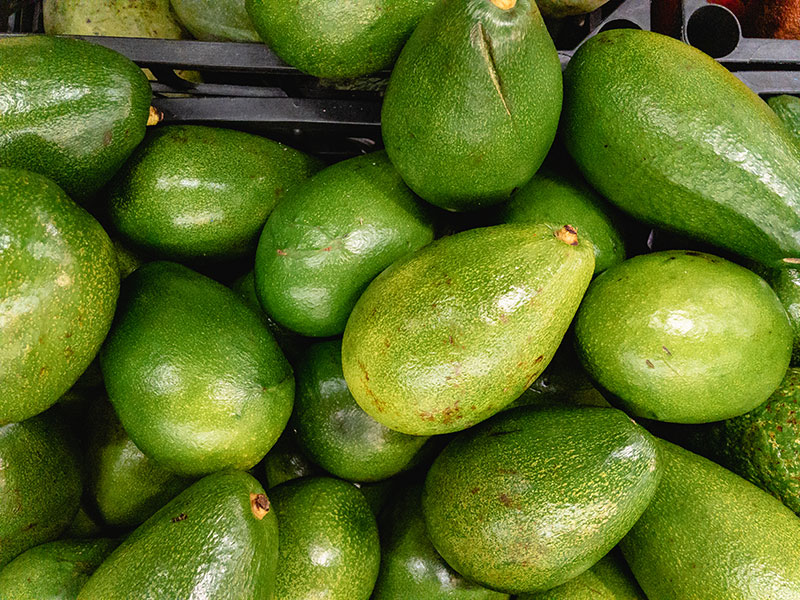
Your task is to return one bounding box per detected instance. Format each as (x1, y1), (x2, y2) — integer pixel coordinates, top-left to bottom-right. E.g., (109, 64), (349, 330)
(555, 225), (579, 246)
(250, 493), (270, 520)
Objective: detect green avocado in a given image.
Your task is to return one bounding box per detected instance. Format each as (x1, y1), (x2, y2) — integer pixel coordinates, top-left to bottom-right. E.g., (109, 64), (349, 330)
(373, 483), (510, 600)
(0, 539), (118, 600)
(62, 504), (105, 540)
(563, 29), (800, 268)
(422, 406), (660, 594)
(78, 470), (278, 600)
(763, 266), (800, 365)
(99, 261), (294, 477)
(254, 151), (434, 337)
(574, 250), (793, 423)
(500, 165), (626, 274)
(245, 0), (436, 79)
(0, 169), (119, 425)
(620, 439), (800, 599)
(293, 340), (429, 482)
(342, 223), (594, 436)
(44, 0), (189, 39)
(0, 413), (83, 568)
(270, 477), (381, 600)
(170, 0), (260, 41)
(769, 94), (800, 144)
(262, 427), (323, 489)
(381, 0), (562, 211)
(108, 125), (321, 262)
(0, 37), (152, 203)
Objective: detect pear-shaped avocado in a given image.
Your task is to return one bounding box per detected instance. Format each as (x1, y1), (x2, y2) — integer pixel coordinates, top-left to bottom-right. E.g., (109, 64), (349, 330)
(0, 37), (152, 203)
(170, 0), (260, 41)
(563, 29), (800, 268)
(342, 223), (594, 436)
(44, 0), (188, 39)
(0, 169), (119, 425)
(271, 477), (381, 600)
(0, 538), (118, 600)
(620, 440), (800, 599)
(574, 250), (793, 423)
(381, 0), (562, 210)
(100, 261), (294, 477)
(78, 470), (278, 599)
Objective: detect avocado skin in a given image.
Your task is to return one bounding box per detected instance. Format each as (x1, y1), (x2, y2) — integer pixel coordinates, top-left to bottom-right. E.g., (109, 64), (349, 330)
(0, 539), (118, 600)
(44, 0), (188, 39)
(620, 439), (800, 599)
(245, 0), (435, 79)
(764, 267), (800, 365)
(373, 483), (509, 600)
(99, 261), (294, 478)
(271, 477), (381, 600)
(574, 250), (793, 424)
(563, 29), (800, 268)
(500, 165), (626, 274)
(0, 169), (119, 425)
(170, 0), (260, 41)
(0, 37), (151, 203)
(109, 125), (321, 262)
(342, 223), (594, 436)
(255, 151), (434, 338)
(381, 0), (562, 211)
(422, 406), (660, 594)
(769, 95), (800, 144)
(0, 414), (83, 568)
(78, 470), (279, 600)
(293, 340), (429, 482)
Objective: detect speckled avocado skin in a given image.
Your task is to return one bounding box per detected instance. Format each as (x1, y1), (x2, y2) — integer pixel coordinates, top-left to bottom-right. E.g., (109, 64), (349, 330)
(270, 477), (381, 600)
(44, 0), (189, 39)
(563, 29), (800, 268)
(381, 0), (562, 211)
(769, 94), (800, 144)
(255, 151), (434, 337)
(422, 406), (660, 594)
(0, 169), (119, 424)
(575, 250), (793, 423)
(78, 471), (279, 600)
(342, 223), (595, 436)
(620, 439), (800, 599)
(99, 261), (294, 478)
(170, 0), (261, 41)
(0, 37), (151, 203)
(0, 538), (118, 600)
(109, 125), (321, 261)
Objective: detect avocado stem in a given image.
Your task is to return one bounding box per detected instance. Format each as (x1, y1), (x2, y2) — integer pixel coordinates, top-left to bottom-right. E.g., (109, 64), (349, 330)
(555, 225), (579, 246)
(491, 0), (516, 9)
(250, 493), (270, 520)
(146, 106), (163, 127)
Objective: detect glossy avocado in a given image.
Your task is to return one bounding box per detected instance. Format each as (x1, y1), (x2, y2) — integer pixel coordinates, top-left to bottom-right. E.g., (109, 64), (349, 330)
(170, 0), (260, 41)
(381, 0), (562, 210)
(44, 0), (189, 39)
(0, 539), (118, 600)
(0, 37), (152, 203)
(563, 29), (800, 268)
(0, 169), (119, 425)
(342, 224), (594, 436)
(574, 250), (793, 423)
(271, 477), (381, 600)
(254, 151), (434, 337)
(108, 125), (321, 262)
(769, 94), (800, 143)
(620, 439), (800, 599)
(78, 471), (278, 600)
(99, 261), (294, 477)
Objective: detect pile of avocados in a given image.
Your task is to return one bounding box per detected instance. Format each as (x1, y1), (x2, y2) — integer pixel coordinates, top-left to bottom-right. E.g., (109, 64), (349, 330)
(3, 0), (800, 598)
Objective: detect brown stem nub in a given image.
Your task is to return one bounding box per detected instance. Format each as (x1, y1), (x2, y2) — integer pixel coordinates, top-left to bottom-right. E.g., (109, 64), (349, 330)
(783, 257), (800, 265)
(491, 0), (516, 8)
(146, 106), (163, 127)
(555, 225), (579, 246)
(250, 493), (270, 520)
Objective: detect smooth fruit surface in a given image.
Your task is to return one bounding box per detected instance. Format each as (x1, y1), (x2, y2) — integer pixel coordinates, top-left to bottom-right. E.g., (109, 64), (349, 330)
(769, 94), (800, 144)
(170, 0), (260, 41)
(44, 0), (188, 39)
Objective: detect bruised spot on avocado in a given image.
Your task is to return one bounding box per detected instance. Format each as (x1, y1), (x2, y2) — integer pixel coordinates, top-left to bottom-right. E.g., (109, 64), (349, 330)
(39, 366), (47, 377)
(470, 486), (480, 494)
(171, 513), (188, 523)
(384, 338), (391, 348)
(250, 493), (270, 520)
(555, 225), (579, 246)
(102, 130), (113, 146)
(64, 331), (72, 339)
(359, 361), (370, 382)
(534, 355), (544, 364)
(498, 493), (520, 508)
(645, 359), (655, 369)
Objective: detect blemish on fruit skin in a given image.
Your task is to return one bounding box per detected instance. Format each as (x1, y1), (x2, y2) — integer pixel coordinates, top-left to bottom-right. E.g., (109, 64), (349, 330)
(470, 487), (480, 495)
(662, 346), (672, 356)
(171, 513), (187, 523)
(276, 249), (287, 256)
(645, 359), (655, 369)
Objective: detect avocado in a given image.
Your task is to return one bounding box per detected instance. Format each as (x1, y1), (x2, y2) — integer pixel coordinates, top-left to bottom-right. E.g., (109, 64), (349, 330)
(373, 483), (510, 600)
(270, 477), (381, 600)
(99, 261), (294, 477)
(170, 0), (260, 41)
(112, 237), (146, 280)
(0, 169), (119, 425)
(342, 223), (594, 436)
(769, 95), (800, 144)
(0, 413), (83, 568)
(87, 398), (191, 529)
(764, 267), (800, 365)
(500, 165), (626, 274)
(62, 504), (105, 540)
(44, 0), (188, 39)
(563, 29), (800, 268)
(535, 0), (612, 17)
(381, 0), (562, 211)
(245, 0), (436, 79)
(422, 406), (660, 594)
(0, 37), (152, 203)
(293, 340), (429, 482)
(254, 151), (434, 337)
(0, 539), (118, 600)
(574, 250), (793, 423)
(78, 470), (278, 599)
(108, 125), (321, 262)
(262, 427), (323, 489)
(620, 439), (800, 599)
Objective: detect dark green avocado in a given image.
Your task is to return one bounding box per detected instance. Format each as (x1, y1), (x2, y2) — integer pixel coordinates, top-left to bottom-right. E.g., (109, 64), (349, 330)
(170, 0), (260, 41)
